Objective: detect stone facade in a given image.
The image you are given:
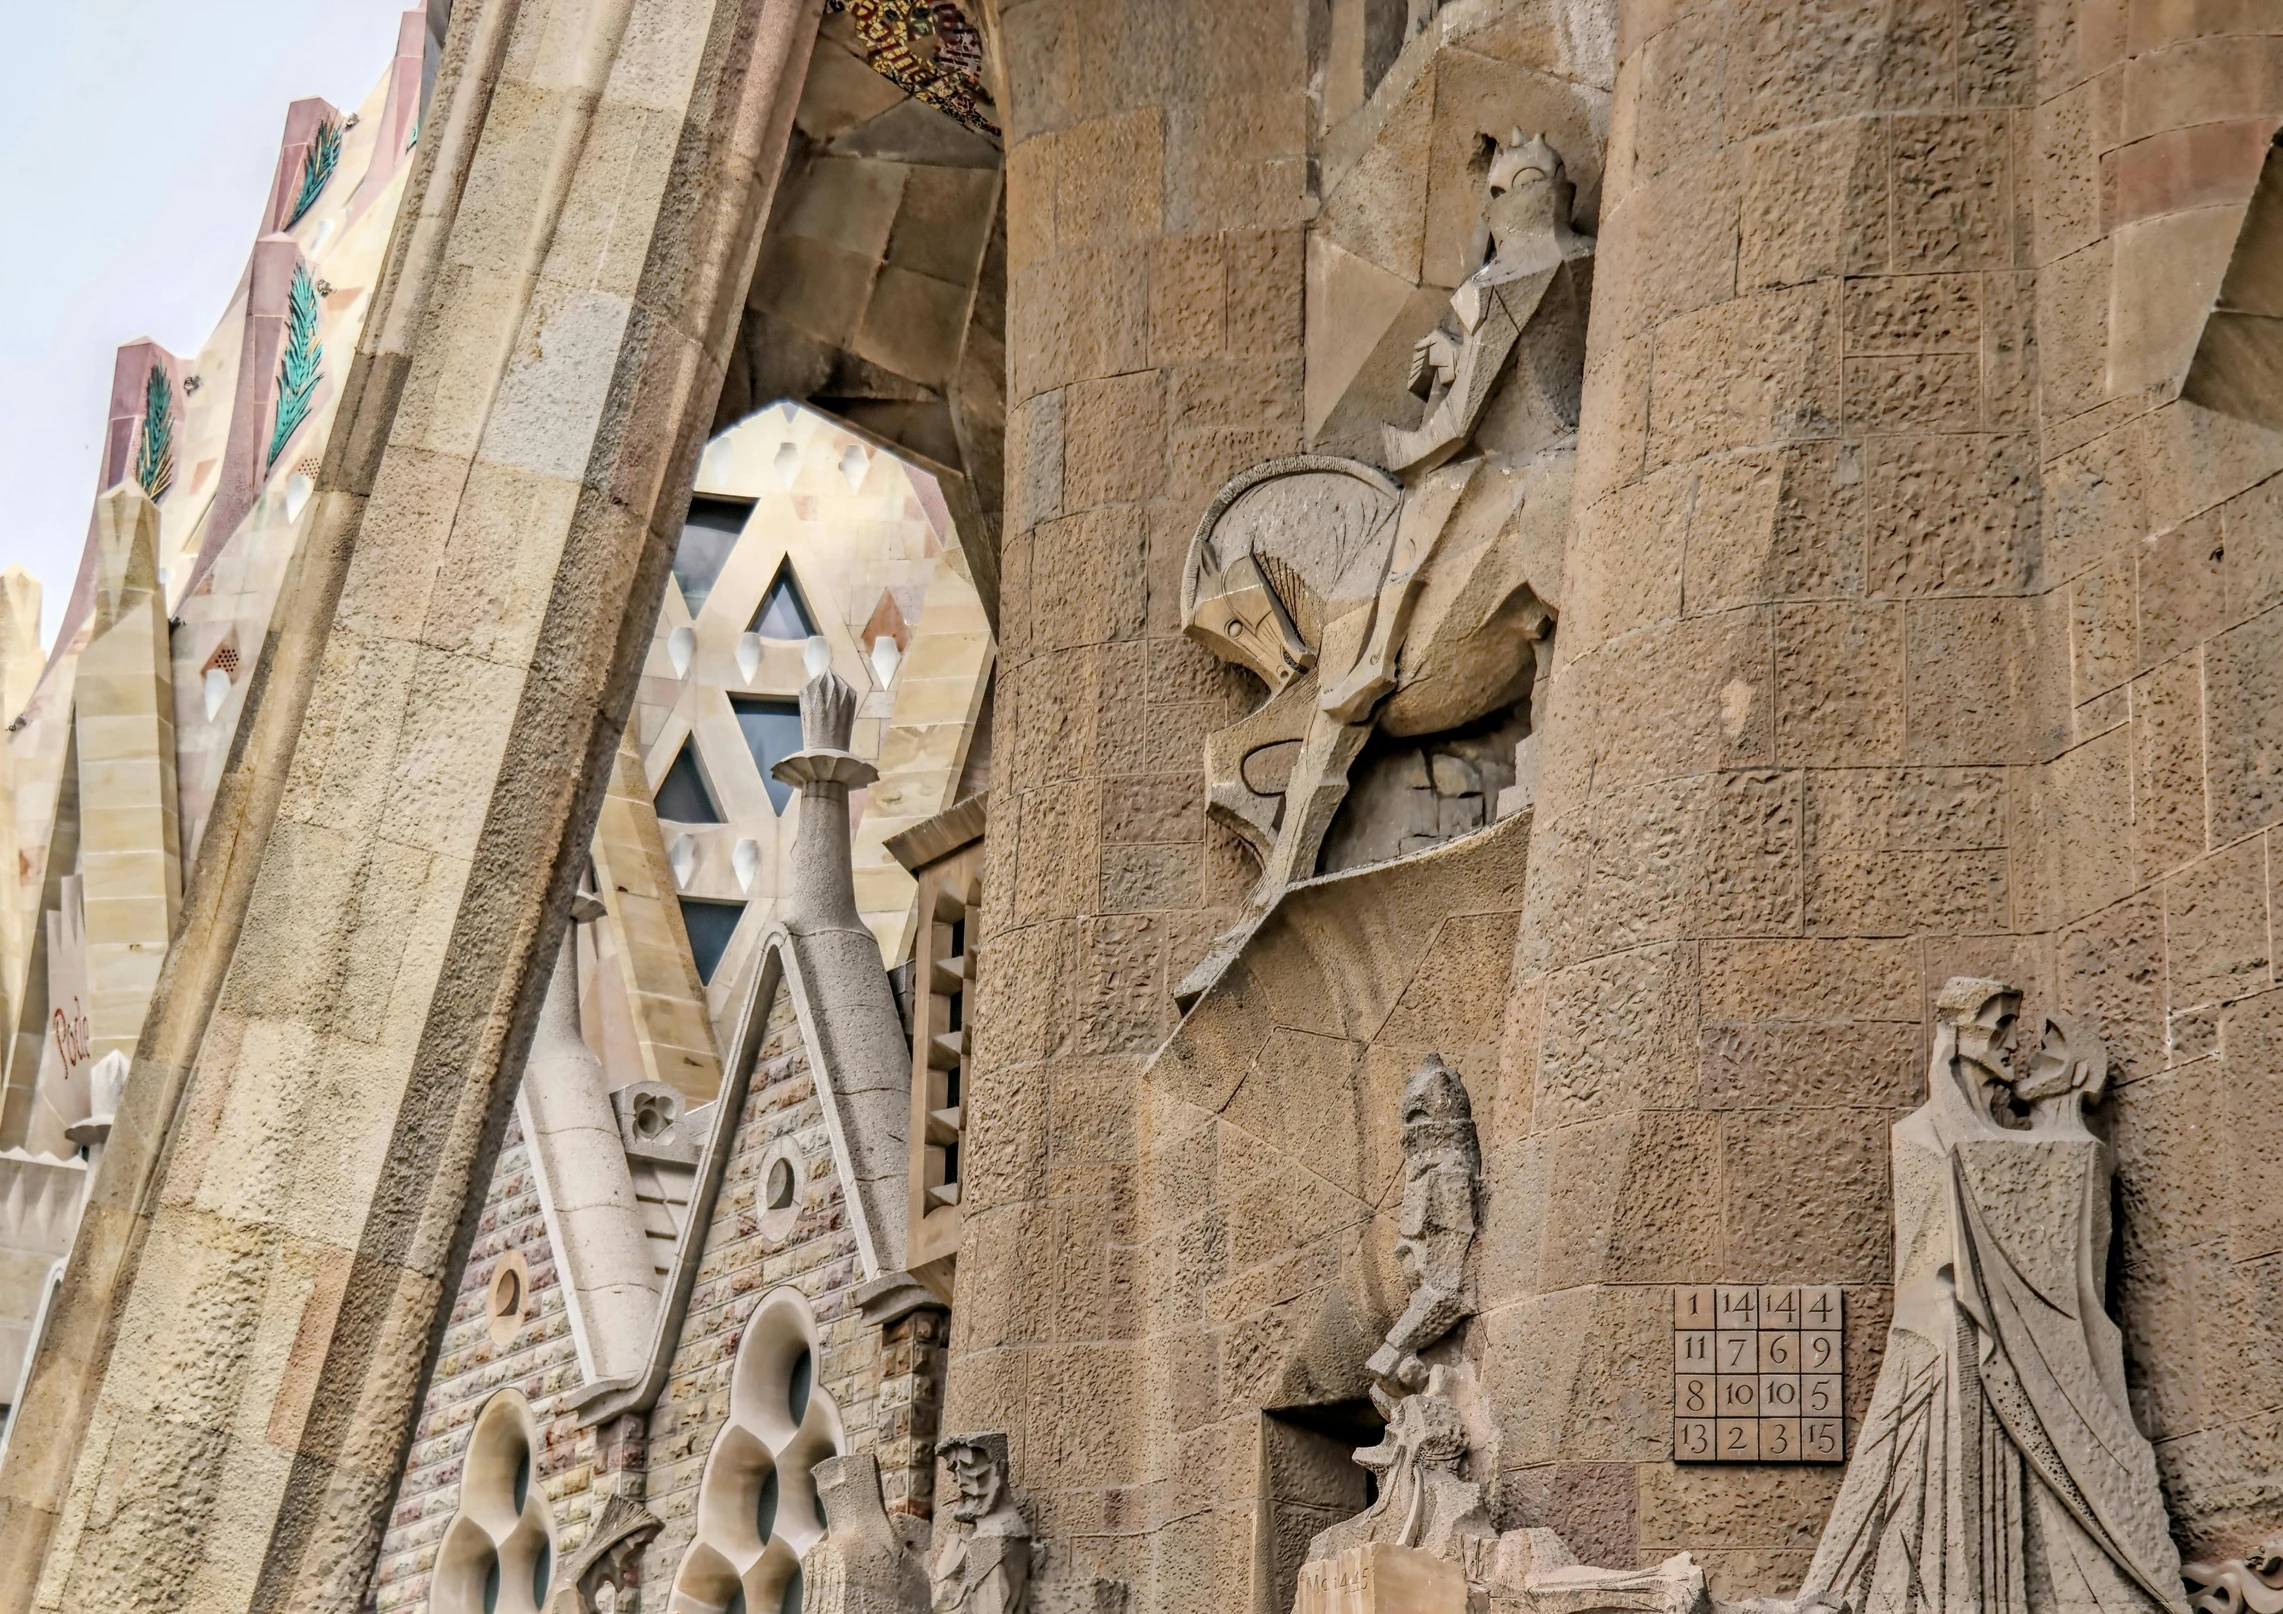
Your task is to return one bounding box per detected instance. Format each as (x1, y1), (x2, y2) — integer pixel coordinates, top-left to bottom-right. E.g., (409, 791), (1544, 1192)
(636, 979), (883, 1606)
(3, 2), (2283, 1613)
(370, 1116), (602, 1614)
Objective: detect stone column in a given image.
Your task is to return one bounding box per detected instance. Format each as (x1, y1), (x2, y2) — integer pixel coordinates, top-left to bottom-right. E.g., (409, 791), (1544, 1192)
(73, 484), (179, 1067)
(1496, 0), (2043, 1593)
(2024, 0), (2283, 1564)
(775, 662), (914, 1278)
(952, 0), (1308, 1600)
(0, 0), (824, 1605)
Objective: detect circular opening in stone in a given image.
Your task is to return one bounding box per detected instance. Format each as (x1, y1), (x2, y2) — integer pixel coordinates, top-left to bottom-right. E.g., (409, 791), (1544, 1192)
(766, 1157), (795, 1210)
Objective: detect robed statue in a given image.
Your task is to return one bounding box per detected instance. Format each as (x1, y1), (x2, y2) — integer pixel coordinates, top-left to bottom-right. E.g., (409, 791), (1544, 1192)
(1795, 978), (2187, 1614)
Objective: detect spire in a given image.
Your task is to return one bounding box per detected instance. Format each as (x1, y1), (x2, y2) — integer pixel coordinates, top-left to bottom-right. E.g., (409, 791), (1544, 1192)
(90, 483), (160, 636)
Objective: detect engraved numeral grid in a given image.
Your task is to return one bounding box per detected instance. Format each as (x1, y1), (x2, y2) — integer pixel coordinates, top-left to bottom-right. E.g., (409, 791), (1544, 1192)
(1674, 1285), (1843, 1463)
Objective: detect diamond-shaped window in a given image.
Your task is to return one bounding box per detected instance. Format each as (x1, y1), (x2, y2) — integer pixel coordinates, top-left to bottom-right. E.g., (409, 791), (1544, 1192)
(673, 495), (753, 616)
(679, 897), (744, 984)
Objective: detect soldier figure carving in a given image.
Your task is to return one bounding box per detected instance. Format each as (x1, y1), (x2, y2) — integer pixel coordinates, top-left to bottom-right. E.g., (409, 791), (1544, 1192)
(1366, 1053), (1481, 1403)
(931, 1434), (1031, 1614)
(1176, 131), (1589, 1003)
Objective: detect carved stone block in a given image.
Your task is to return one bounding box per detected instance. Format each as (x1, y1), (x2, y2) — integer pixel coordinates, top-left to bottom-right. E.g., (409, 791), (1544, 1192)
(1294, 1542), (1471, 1614)
(1672, 1286), (1843, 1464)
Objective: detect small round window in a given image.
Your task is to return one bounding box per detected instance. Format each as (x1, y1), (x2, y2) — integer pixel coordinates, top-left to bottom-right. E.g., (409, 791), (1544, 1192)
(766, 1157), (795, 1210)
(487, 1251), (530, 1349)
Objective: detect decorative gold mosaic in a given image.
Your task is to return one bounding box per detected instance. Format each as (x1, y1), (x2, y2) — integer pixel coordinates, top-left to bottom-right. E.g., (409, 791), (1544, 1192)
(827, 0), (999, 137)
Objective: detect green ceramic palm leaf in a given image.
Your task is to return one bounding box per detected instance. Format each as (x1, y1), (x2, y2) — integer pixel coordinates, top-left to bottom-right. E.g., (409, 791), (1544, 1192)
(268, 264), (324, 467)
(286, 117), (343, 227)
(134, 362), (175, 501)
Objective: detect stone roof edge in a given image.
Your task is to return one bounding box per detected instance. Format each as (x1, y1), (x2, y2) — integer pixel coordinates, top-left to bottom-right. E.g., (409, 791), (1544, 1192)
(566, 919), (907, 1424)
(882, 790), (988, 874)
(512, 1085), (605, 1385)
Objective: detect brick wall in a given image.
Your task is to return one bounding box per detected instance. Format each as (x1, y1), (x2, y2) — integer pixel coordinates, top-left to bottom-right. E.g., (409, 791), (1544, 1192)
(636, 977), (882, 1608)
(368, 1118), (605, 1614)
(372, 972), (890, 1613)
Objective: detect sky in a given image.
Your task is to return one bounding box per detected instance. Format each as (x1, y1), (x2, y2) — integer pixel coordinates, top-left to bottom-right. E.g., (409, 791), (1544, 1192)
(0, 0), (411, 647)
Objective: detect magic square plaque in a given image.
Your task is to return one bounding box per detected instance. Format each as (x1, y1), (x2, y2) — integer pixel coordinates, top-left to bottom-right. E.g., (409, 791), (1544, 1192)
(1673, 1285), (1844, 1463)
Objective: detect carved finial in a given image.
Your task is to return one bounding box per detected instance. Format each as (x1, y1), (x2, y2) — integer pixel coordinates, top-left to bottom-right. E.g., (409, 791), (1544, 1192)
(800, 660), (860, 753)
(92, 482), (162, 634)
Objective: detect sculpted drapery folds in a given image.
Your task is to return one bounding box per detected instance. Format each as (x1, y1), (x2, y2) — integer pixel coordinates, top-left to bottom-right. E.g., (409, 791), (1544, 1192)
(1797, 980), (2187, 1614)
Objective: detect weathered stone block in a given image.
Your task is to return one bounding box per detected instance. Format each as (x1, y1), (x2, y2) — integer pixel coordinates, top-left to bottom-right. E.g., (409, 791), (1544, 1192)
(2131, 651), (2209, 879)
(2205, 606), (2283, 844)
(1865, 433), (2040, 596)
(1293, 1541), (1468, 1614)
(1774, 602), (1905, 766)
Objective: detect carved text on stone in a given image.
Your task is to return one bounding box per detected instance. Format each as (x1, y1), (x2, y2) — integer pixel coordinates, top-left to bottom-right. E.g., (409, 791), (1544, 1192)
(1673, 1285), (1844, 1464)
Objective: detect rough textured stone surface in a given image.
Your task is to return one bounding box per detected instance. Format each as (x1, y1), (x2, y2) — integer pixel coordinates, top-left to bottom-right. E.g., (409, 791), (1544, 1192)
(0, 0), (828, 1603)
(13, 0), (2283, 1609)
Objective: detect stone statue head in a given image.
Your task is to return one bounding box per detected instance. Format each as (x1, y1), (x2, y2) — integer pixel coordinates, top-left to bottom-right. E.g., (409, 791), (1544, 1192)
(937, 1432), (1012, 1524)
(1401, 1054), (1479, 1162)
(2016, 1009), (2109, 1130)
(1481, 130), (1572, 267)
(1934, 976), (2022, 1117)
